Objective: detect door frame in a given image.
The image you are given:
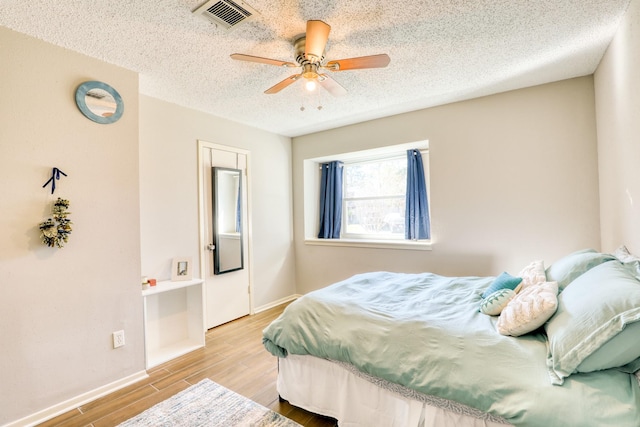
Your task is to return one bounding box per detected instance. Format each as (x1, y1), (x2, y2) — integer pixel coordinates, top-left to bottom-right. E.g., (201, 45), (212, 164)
(197, 140), (254, 317)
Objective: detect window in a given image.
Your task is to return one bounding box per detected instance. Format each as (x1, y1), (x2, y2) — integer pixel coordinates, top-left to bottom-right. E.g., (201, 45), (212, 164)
(304, 141), (430, 249)
(342, 155), (408, 239)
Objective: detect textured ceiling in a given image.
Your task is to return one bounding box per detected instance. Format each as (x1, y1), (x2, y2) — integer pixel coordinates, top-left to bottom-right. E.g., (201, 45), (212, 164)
(1, 0), (631, 137)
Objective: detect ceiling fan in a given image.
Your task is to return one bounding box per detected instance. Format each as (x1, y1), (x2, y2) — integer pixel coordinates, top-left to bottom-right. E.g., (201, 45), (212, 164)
(230, 20), (390, 96)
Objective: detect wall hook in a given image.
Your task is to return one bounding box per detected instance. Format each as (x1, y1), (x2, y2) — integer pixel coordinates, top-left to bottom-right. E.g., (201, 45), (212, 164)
(42, 167), (67, 194)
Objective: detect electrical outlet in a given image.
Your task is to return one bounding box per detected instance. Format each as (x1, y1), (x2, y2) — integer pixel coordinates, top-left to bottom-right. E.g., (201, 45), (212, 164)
(113, 330), (125, 348)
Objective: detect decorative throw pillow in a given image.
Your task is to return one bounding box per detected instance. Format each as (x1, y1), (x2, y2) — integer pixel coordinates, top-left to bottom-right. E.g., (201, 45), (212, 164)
(480, 288), (516, 316)
(496, 281), (558, 337)
(545, 249), (615, 291)
(545, 261), (640, 385)
(482, 272), (523, 299)
(518, 260), (546, 290)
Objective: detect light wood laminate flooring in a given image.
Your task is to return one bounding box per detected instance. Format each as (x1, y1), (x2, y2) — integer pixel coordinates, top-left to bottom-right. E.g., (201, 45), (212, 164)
(37, 303), (336, 427)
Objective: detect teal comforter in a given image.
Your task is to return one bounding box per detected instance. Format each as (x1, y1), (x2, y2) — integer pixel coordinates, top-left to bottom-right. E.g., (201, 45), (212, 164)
(263, 272), (640, 426)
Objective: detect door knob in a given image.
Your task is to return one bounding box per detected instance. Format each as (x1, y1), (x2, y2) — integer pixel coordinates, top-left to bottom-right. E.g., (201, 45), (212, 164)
(207, 244), (215, 251)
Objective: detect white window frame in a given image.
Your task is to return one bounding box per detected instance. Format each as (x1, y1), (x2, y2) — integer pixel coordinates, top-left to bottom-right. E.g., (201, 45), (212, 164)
(303, 141), (431, 251)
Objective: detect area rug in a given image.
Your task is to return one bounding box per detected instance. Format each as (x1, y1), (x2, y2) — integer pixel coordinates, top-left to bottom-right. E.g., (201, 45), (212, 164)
(118, 379), (301, 426)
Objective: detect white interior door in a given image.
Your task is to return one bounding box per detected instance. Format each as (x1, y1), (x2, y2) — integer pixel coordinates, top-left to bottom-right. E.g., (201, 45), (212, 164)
(199, 142), (251, 329)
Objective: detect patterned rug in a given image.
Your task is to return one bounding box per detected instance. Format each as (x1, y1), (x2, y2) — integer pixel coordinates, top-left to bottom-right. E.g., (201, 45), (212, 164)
(118, 379), (301, 427)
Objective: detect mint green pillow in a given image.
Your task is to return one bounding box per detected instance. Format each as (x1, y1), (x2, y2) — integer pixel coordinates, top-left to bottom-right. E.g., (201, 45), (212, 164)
(617, 357), (640, 374)
(578, 321), (640, 373)
(481, 272), (522, 299)
(545, 249), (615, 290)
(545, 261), (640, 384)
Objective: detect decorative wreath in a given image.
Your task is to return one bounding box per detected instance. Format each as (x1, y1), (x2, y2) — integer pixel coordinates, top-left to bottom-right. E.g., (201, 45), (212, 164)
(39, 198), (73, 248)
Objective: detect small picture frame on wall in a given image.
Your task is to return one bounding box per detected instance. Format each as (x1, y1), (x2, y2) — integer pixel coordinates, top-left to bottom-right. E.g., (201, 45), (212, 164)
(171, 257), (192, 281)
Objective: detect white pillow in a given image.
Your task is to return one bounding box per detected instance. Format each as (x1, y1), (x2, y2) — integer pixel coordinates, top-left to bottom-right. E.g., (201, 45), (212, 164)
(480, 288), (516, 316)
(497, 281), (558, 337)
(612, 245), (640, 279)
(518, 260), (546, 290)
(613, 245), (638, 263)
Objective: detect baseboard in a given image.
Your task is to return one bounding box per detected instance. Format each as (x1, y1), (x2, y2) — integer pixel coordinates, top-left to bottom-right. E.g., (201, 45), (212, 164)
(4, 370), (148, 427)
(253, 294), (301, 314)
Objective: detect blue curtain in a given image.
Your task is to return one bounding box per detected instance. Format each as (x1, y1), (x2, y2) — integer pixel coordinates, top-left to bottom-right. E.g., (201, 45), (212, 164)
(318, 161), (343, 239)
(405, 149), (430, 240)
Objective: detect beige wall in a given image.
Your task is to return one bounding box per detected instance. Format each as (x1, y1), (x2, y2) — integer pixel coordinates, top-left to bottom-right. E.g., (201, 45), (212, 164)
(293, 77), (601, 294)
(4, 0), (639, 421)
(595, 0), (640, 254)
(0, 28), (143, 424)
(139, 96), (296, 309)
(0, 27), (297, 426)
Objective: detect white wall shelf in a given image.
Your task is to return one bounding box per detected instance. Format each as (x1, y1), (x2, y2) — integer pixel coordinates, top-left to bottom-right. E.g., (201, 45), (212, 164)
(142, 279), (205, 369)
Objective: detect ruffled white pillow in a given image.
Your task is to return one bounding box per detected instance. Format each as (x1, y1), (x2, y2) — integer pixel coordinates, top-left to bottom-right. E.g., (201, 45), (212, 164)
(518, 260), (546, 290)
(497, 281), (558, 337)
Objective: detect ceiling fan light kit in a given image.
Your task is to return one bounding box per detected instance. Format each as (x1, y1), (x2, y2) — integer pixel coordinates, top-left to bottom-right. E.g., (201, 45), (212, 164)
(231, 19), (390, 97)
(304, 79), (317, 92)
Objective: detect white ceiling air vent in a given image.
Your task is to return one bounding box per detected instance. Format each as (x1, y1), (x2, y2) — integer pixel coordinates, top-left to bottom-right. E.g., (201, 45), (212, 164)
(193, 0), (258, 31)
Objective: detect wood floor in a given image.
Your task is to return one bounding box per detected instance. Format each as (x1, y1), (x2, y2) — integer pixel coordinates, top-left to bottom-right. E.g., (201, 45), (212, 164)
(38, 303), (337, 427)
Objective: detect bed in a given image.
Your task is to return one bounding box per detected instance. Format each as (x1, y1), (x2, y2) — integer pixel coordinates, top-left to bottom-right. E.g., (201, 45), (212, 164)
(263, 248), (640, 426)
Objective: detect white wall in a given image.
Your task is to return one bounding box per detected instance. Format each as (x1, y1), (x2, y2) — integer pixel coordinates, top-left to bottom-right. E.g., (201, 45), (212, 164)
(0, 28), (143, 424)
(293, 77), (601, 294)
(595, 0), (640, 253)
(139, 96), (296, 309)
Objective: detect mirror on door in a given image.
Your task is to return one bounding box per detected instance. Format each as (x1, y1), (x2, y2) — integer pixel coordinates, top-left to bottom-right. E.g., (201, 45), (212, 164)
(212, 167), (243, 274)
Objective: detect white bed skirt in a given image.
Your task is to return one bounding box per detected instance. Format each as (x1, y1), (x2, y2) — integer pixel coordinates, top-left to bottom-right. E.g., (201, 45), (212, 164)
(277, 354), (511, 427)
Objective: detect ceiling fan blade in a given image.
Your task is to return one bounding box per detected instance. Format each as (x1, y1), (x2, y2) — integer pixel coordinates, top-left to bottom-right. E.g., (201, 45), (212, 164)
(325, 54), (391, 71)
(305, 20), (331, 62)
(318, 74), (347, 97)
(264, 74), (300, 94)
(230, 53), (297, 68)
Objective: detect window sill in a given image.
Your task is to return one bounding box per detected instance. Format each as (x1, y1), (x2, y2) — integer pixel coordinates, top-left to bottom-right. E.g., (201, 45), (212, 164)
(304, 238), (432, 251)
